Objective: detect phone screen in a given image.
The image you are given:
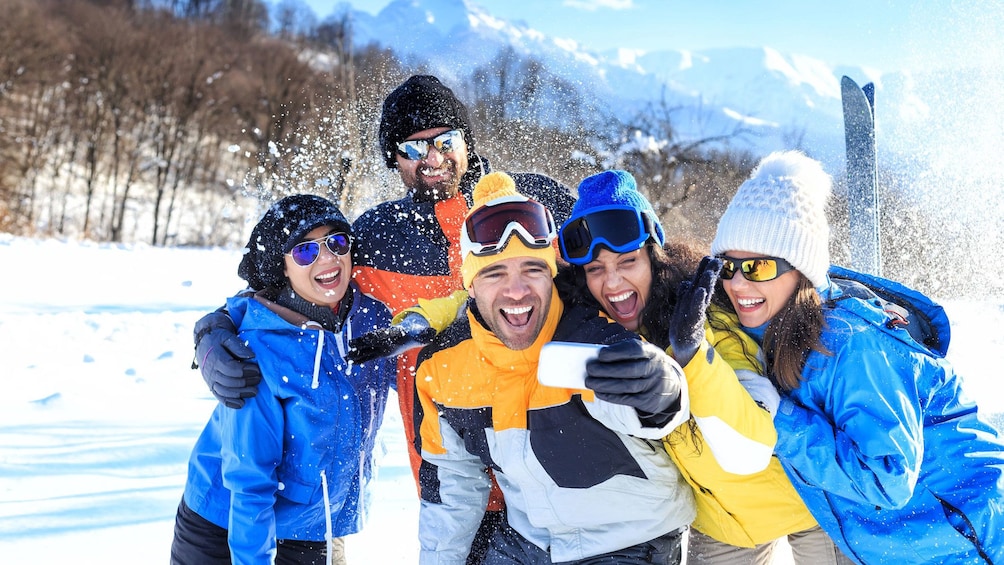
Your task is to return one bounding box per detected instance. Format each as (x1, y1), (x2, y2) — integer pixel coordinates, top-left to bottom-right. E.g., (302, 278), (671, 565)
(537, 341), (604, 389)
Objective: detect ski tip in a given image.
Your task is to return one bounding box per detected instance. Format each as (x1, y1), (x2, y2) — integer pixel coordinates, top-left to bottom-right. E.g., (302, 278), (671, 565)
(863, 83), (876, 110)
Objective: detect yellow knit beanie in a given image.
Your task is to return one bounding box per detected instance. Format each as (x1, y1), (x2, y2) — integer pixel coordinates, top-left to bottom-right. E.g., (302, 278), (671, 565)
(460, 172), (558, 288)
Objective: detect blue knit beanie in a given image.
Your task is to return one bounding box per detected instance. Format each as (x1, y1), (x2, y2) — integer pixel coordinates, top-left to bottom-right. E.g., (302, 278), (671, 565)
(571, 170), (665, 245)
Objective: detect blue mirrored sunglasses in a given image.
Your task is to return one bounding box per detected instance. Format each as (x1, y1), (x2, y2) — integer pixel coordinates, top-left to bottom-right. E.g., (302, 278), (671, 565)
(396, 129), (463, 161)
(287, 233), (351, 266)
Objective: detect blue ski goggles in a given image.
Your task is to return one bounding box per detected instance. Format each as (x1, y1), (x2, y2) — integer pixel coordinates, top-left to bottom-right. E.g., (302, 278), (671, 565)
(558, 206), (664, 266)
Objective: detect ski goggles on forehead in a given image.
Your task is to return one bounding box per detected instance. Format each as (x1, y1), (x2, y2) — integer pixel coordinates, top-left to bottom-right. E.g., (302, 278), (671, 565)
(396, 129), (464, 161)
(718, 255), (794, 282)
(287, 232), (352, 266)
(460, 197), (557, 257)
(558, 206), (662, 266)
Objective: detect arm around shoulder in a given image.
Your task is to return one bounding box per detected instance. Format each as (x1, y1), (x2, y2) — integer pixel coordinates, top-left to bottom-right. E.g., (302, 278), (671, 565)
(193, 305), (262, 409)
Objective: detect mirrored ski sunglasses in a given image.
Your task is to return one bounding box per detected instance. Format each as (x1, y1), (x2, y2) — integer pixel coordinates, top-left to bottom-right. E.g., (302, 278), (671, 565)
(558, 206), (661, 266)
(460, 196), (557, 257)
(287, 233), (352, 266)
(396, 129), (464, 161)
(718, 255), (794, 282)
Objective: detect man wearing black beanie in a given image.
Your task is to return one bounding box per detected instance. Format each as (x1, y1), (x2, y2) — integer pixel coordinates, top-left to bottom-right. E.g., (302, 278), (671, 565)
(193, 74), (575, 564)
(378, 75), (475, 169)
(352, 74), (573, 308)
(350, 75), (574, 564)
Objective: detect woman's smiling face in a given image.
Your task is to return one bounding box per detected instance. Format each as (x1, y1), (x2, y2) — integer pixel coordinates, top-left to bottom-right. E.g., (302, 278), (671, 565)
(283, 225), (352, 307)
(583, 247), (652, 332)
(720, 250), (799, 328)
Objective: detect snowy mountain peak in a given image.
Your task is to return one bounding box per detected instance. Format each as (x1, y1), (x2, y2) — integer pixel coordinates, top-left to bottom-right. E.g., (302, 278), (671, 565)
(377, 0), (476, 36)
(345, 0), (981, 175)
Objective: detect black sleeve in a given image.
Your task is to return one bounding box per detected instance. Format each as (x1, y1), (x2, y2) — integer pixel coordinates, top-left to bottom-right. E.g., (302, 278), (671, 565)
(509, 172), (576, 224)
(553, 304), (638, 346)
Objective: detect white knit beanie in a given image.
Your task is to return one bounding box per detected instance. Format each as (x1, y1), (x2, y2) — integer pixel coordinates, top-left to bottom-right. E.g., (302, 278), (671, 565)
(711, 150), (832, 290)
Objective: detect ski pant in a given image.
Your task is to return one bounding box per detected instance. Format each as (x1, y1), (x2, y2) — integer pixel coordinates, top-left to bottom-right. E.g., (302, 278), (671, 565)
(686, 525), (855, 565)
(170, 497), (343, 565)
(468, 509), (507, 564)
(481, 519), (684, 565)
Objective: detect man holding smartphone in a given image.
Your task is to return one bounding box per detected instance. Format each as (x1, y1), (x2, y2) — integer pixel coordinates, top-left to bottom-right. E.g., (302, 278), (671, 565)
(411, 171), (694, 565)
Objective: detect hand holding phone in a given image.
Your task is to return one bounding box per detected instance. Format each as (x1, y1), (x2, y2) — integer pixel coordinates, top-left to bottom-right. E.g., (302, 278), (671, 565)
(537, 341), (604, 389)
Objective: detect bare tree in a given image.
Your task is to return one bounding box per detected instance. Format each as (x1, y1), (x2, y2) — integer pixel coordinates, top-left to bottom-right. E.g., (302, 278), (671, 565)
(274, 0), (317, 41)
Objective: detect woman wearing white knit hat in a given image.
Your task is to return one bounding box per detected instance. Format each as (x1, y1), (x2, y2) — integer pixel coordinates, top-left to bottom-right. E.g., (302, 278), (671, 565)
(712, 150), (1004, 564)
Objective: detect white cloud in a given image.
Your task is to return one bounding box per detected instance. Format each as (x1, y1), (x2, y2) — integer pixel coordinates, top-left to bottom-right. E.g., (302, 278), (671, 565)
(562, 0), (633, 11)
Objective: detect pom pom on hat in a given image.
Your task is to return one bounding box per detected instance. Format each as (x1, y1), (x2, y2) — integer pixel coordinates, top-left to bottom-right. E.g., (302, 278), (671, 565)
(460, 172), (558, 288)
(471, 169), (519, 207)
(711, 150), (832, 290)
(378, 75), (475, 168)
(238, 194), (352, 290)
(570, 170), (665, 246)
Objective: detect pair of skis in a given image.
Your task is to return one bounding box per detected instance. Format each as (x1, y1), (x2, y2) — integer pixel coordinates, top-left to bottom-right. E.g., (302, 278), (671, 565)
(841, 76), (881, 276)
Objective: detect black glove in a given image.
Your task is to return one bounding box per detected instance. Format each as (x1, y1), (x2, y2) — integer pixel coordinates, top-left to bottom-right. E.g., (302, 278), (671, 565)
(584, 339), (684, 419)
(555, 304), (638, 346)
(668, 256), (722, 367)
(193, 309), (262, 409)
(346, 313), (437, 363)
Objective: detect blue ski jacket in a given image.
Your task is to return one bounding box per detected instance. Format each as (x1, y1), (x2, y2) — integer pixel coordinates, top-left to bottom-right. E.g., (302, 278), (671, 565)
(182, 286), (396, 564)
(759, 271), (1004, 564)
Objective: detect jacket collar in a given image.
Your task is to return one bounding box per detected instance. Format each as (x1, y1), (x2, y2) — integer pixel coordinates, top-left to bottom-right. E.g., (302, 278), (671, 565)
(468, 285), (562, 373)
(458, 152), (491, 207)
(246, 285), (355, 332)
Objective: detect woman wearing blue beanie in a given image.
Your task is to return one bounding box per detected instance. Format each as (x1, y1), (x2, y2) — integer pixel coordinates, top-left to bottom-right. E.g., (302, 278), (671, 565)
(555, 170), (851, 564)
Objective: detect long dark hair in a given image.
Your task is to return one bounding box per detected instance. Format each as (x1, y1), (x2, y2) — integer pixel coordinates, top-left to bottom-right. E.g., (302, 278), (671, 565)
(716, 273), (828, 392)
(640, 241), (704, 349)
(554, 240), (701, 349)
(554, 239), (707, 448)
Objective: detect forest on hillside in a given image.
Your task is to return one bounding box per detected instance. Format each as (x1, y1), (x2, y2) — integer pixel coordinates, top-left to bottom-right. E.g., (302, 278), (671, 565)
(0, 0), (760, 248)
(3, 0), (982, 300)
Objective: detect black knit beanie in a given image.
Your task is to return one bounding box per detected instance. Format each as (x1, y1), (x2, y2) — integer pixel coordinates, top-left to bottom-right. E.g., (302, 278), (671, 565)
(378, 75), (475, 168)
(238, 194), (352, 290)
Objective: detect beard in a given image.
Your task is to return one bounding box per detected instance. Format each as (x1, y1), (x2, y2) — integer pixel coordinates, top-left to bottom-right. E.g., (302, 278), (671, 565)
(409, 158), (463, 203)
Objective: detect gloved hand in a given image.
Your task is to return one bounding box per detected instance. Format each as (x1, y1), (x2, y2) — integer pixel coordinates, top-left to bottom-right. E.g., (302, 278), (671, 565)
(193, 309), (262, 409)
(346, 312), (437, 363)
(584, 339), (684, 418)
(668, 256), (722, 367)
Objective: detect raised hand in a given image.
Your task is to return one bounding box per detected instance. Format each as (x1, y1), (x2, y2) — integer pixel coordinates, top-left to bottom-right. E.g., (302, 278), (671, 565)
(347, 312), (437, 363)
(668, 256), (722, 367)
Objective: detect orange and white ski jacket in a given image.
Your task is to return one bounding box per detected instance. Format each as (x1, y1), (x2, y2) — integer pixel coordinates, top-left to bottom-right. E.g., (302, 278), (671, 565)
(412, 289), (695, 564)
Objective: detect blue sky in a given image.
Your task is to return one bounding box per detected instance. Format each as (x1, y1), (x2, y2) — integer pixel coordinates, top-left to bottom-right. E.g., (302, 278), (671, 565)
(298, 0), (1002, 73)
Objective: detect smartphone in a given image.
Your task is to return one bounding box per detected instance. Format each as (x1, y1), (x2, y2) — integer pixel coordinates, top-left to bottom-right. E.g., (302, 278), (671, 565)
(537, 341), (605, 389)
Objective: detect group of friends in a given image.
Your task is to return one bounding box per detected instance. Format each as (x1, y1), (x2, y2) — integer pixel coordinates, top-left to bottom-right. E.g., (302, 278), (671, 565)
(168, 74), (1004, 565)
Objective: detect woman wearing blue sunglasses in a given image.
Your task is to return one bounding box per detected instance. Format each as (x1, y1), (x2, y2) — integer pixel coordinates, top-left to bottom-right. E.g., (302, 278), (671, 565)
(554, 170), (850, 565)
(712, 151), (1004, 564)
(171, 194), (398, 565)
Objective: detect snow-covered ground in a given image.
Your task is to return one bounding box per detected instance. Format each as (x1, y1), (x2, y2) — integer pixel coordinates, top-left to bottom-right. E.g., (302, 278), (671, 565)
(1, 234), (1001, 564)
